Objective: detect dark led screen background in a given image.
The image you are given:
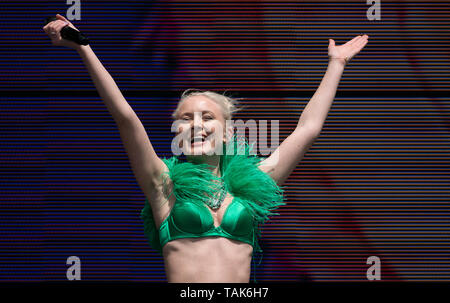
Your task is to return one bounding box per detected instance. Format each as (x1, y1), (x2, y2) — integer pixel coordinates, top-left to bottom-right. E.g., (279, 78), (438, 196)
(1, 0), (449, 281)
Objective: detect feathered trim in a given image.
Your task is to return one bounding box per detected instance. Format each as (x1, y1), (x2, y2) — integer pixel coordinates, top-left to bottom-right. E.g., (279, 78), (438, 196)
(140, 134), (286, 257)
(140, 157), (222, 254)
(219, 135), (286, 255)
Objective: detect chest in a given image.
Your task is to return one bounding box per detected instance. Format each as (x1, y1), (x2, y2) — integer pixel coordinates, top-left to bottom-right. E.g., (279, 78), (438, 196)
(166, 193), (255, 237)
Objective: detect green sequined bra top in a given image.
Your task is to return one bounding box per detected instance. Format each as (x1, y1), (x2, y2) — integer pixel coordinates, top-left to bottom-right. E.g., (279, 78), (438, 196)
(140, 135), (286, 261)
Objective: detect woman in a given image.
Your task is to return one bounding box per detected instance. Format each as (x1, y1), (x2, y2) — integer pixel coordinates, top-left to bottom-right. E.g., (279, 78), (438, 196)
(43, 14), (369, 283)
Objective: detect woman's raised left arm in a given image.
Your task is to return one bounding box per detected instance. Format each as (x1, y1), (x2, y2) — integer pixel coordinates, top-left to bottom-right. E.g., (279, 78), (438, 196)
(259, 34), (369, 185)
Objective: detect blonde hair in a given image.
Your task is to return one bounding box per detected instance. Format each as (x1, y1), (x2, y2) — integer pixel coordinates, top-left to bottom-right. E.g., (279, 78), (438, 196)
(172, 88), (243, 121)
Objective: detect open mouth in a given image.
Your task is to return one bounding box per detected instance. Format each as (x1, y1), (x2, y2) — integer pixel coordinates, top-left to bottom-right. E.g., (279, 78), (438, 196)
(191, 134), (207, 145)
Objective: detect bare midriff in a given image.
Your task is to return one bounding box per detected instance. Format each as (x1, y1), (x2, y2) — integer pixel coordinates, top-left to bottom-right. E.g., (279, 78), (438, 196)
(162, 237), (253, 282)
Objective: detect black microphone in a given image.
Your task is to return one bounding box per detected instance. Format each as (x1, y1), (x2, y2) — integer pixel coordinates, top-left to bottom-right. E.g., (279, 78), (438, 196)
(44, 16), (90, 45)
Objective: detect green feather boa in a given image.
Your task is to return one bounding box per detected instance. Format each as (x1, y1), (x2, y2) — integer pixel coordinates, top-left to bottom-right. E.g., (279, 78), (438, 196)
(140, 135), (286, 259)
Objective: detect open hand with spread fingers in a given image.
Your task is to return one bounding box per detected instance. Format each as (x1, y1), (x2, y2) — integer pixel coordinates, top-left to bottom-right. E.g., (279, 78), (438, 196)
(328, 34), (369, 66)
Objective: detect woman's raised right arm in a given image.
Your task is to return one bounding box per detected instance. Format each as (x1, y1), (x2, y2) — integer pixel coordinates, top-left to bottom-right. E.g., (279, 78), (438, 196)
(43, 14), (167, 199)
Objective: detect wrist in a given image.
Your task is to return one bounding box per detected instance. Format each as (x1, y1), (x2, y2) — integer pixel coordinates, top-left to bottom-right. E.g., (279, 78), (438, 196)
(328, 57), (347, 68)
(75, 44), (90, 54)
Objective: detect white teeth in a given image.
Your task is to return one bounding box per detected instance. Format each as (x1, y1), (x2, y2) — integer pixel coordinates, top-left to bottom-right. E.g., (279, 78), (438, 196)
(191, 136), (206, 143)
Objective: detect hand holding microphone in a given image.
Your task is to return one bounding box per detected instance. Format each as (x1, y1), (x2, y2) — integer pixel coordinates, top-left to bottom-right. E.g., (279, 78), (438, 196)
(42, 14), (89, 49)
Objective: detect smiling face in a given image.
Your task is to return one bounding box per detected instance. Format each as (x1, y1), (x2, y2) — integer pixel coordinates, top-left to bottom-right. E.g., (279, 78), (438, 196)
(174, 95), (230, 156)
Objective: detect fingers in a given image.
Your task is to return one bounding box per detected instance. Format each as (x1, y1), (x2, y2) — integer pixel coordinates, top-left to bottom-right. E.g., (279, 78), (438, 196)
(357, 34), (369, 42)
(43, 20), (68, 39)
(349, 35), (369, 58)
(349, 34), (369, 46)
(348, 35), (368, 52)
(359, 34), (369, 41)
(55, 13), (76, 29)
(354, 35), (369, 48)
(56, 14), (68, 22)
(54, 21), (68, 34)
(50, 21), (65, 37)
(347, 35), (362, 45)
(356, 38), (369, 51)
(42, 14), (71, 32)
